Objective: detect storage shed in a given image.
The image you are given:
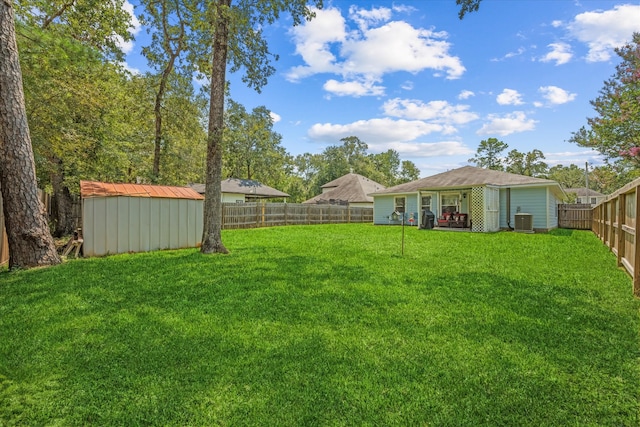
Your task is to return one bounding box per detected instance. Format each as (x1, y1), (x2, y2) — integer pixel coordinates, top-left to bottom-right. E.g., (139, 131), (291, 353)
(81, 181), (204, 257)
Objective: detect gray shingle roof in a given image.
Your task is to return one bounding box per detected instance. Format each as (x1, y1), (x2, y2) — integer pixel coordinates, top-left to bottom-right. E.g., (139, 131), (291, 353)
(303, 173), (386, 204)
(564, 187), (605, 197)
(372, 166), (562, 195)
(190, 178), (289, 198)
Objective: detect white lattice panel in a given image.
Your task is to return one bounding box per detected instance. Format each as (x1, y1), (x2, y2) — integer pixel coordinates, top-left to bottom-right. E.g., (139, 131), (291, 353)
(471, 187), (484, 232)
(471, 186), (500, 232)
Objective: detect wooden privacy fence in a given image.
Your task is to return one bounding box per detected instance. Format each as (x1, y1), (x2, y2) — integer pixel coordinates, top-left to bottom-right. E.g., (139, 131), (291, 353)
(222, 202), (373, 229)
(592, 178), (640, 296)
(558, 204), (593, 229)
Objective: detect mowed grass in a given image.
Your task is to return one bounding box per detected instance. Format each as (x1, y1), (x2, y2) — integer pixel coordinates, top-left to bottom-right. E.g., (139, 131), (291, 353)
(0, 224), (638, 426)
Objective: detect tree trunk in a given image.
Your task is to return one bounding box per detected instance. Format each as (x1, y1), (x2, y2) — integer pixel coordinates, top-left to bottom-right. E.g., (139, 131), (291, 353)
(201, 0), (230, 254)
(50, 157), (76, 237)
(0, 1), (61, 268)
(152, 55), (177, 183)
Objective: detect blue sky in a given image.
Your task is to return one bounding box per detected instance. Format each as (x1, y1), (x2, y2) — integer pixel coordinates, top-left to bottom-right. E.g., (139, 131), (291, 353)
(122, 1), (640, 177)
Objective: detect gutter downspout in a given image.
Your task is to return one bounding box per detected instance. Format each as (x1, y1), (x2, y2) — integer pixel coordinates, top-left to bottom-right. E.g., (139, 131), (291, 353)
(506, 188), (514, 230)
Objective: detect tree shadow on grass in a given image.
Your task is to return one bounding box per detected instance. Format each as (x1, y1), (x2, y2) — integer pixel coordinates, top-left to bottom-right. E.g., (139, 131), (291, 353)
(1, 250), (638, 425)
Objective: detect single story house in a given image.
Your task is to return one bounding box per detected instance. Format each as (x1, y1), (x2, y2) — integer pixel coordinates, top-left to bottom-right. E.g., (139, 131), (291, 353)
(190, 178), (289, 203)
(563, 187), (606, 205)
(370, 166), (566, 232)
(302, 173), (385, 208)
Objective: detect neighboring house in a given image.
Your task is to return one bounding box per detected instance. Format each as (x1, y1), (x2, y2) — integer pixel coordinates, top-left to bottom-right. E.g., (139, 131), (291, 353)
(190, 178), (289, 203)
(564, 187), (606, 205)
(303, 173), (385, 208)
(370, 166), (565, 232)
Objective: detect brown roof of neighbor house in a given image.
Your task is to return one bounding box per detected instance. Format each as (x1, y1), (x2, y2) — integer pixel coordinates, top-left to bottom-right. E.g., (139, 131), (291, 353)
(371, 166), (563, 195)
(303, 173), (386, 204)
(80, 181), (204, 200)
(189, 178), (289, 198)
(564, 187), (605, 197)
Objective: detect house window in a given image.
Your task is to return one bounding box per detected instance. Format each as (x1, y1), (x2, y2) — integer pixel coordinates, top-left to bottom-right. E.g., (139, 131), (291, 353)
(441, 194), (459, 215)
(394, 196), (406, 213)
(421, 195), (432, 212)
(591, 197), (596, 204)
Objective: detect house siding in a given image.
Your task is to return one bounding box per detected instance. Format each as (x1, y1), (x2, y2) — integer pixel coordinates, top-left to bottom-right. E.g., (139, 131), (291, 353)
(222, 192), (245, 203)
(547, 189), (559, 229)
(373, 193), (420, 225)
(500, 187), (549, 229)
(373, 195), (395, 224)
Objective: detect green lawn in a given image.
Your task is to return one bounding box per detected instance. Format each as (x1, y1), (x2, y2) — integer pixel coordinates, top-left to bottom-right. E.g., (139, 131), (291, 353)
(1, 224), (638, 426)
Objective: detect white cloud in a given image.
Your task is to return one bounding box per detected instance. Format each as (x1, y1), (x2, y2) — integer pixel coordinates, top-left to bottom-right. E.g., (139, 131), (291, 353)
(401, 80), (414, 91)
(477, 111), (537, 136)
(323, 78), (385, 97)
(270, 112), (281, 123)
(540, 42), (573, 65)
(567, 4), (640, 62)
(491, 47), (525, 62)
(496, 89), (524, 106)
(544, 149), (605, 167)
(287, 6), (465, 92)
(286, 7), (347, 81)
(382, 98), (478, 125)
(118, 61), (141, 75)
(308, 118), (451, 144)
(340, 21), (465, 79)
(348, 5), (392, 31)
(458, 90), (475, 100)
(115, 1), (141, 55)
(538, 86), (577, 105)
(368, 140), (474, 158)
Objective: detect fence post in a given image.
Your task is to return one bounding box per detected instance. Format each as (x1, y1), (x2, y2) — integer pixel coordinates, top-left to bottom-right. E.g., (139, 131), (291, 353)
(255, 202), (259, 228)
(634, 189), (640, 297)
(618, 193), (626, 267)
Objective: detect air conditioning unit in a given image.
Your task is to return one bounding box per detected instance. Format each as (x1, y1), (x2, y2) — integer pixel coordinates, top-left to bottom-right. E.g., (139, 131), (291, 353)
(514, 213), (534, 233)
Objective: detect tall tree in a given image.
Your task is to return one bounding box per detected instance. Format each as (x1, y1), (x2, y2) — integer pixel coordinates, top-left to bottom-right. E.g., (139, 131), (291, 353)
(0, 1), (60, 268)
(200, 0), (321, 254)
(456, 0), (483, 19)
(400, 160), (421, 183)
(289, 152), (324, 202)
(569, 32), (640, 171)
(590, 165), (627, 194)
(547, 164), (588, 189)
(505, 149), (548, 177)
(199, 0), (482, 253)
(139, 0), (198, 182)
(223, 99), (289, 186)
(468, 137), (507, 170)
(15, 0), (132, 61)
(16, 0), (134, 236)
(367, 149), (401, 186)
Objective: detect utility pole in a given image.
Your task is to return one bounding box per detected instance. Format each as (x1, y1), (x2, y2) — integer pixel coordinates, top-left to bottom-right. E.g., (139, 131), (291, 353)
(585, 162), (590, 204)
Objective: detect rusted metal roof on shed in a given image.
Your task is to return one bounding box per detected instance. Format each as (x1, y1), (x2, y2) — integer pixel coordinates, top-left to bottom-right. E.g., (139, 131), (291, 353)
(80, 181), (204, 200)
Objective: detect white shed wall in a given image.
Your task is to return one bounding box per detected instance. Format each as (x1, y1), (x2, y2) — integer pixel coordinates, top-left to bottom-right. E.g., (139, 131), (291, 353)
(83, 196), (203, 257)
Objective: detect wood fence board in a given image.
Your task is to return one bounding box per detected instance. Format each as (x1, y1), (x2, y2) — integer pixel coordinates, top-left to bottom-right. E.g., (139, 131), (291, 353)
(220, 203), (373, 230)
(558, 204), (593, 230)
